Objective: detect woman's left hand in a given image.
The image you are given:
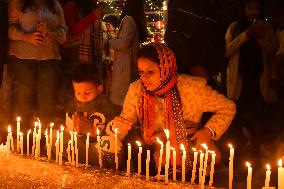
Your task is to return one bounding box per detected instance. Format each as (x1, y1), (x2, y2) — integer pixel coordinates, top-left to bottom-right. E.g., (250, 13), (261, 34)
(73, 113), (93, 134)
(189, 127), (213, 149)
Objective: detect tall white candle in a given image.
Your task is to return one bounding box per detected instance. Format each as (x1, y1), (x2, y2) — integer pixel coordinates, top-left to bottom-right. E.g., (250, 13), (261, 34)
(20, 132), (23, 155)
(16, 116), (21, 153)
(7, 125), (13, 152)
(228, 144), (234, 189)
(97, 128), (102, 169)
(164, 129), (170, 183)
(209, 151), (216, 187)
(156, 137), (164, 181)
(49, 123), (54, 161)
(136, 141), (142, 176)
(45, 129), (49, 158)
(32, 123), (36, 155)
(71, 132), (74, 165)
(126, 143), (131, 176)
(170, 147), (176, 181)
(191, 148), (198, 184)
(246, 162), (252, 189)
(67, 140), (71, 163)
(201, 143), (209, 185)
(278, 159), (284, 189)
(27, 130), (31, 155)
(146, 150), (150, 181)
(59, 126), (64, 165)
(114, 128), (118, 171)
(265, 164), (271, 188)
(55, 131), (59, 162)
(199, 151), (204, 185)
(74, 132), (78, 167)
(86, 133), (89, 167)
(181, 144), (186, 183)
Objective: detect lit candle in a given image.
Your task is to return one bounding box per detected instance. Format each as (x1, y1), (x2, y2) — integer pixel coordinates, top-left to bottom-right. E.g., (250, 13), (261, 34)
(136, 141), (142, 176)
(27, 130), (31, 155)
(20, 132), (23, 155)
(32, 122), (37, 155)
(45, 129), (49, 158)
(171, 147), (176, 181)
(16, 116), (21, 153)
(114, 128), (118, 171)
(191, 148), (198, 184)
(97, 128), (102, 169)
(126, 143), (131, 176)
(209, 151), (216, 187)
(265, 164), (271, 188)
(35, 126), (41, 159)
(164, 129), (170, 183)
(156, 137), (164, 181)
(71, 132), (74, 165)
(199, 150), (204, 185)
(278, 159), (284, 189)
(180, 144), (186, 183)
(67, 140), (71, 163)
(86, 133), (89, 167)
(74, 132), (78, 167)
(59, 125), (64, 165)
(146, 150), (150, 181)
(201, 143), (209, 185)
(228, 144), (234, 189)
(246, 162), (252, 189)
(6, 125), (13, 152)
(55, 130), (59, 162)
(49, 123), (54, 161)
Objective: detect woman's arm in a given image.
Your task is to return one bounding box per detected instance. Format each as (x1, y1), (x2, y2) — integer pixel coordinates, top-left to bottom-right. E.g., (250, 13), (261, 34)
(8, 0), (23, 41)
(109, 16), (137, 51)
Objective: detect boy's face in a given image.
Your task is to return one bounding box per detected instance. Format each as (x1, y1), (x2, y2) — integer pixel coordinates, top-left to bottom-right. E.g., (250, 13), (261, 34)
(73, 81), (102, 103)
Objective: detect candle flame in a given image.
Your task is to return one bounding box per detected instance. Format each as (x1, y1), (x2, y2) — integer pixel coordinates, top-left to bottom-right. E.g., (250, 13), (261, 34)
(97, 128), (100, 136)
(70, 131), (73, 135)
(87, 133), (90, 136)
(157, 137), (163, 145)
(74, 132), (77, 136)
(266, 164), (271, 170)
(19, 132), (23, 136)
(50, 123), (54, 127)
(246, 162), (251, 168)
(201, 143), (208, 150)
(209, 150), (216, 154)
(199, 150), (204, 154)
(8, 125), (11, 132)
(192, 147), (197, 152)
(61, 125), (64, 132)
(57, 130), (59, 139)
(136, 141), (141, 147)
(45, 129), (48, 135)
(68, 140), (71, 144)
(279, 159), (283, 167)
(114, 128), (118, 134)
(128, 143), (131, 147)
(180, 144), (185, 151)
(17, 116), (21, 122)
(28, 129), (31, 134)
(228, 144), (233, 149)
(170, 147), (175, 151)
(164, 129), (169, 139)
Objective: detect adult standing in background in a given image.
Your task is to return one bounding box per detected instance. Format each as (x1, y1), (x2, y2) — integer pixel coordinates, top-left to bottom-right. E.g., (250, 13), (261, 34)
(109, 0), (148, 106)
(0, 0), (8, 87)
(8, 0), (67, 127)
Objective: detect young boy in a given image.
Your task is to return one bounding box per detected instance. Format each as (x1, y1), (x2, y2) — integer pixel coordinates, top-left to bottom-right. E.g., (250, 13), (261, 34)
(64, 64), (123, 169)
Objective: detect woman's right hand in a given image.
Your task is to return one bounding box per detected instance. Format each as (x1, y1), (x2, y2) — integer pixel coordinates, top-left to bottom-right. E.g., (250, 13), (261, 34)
(112, 116), (131, 133)
(246, 25), (255, 39)
(21, 31), (45, 46)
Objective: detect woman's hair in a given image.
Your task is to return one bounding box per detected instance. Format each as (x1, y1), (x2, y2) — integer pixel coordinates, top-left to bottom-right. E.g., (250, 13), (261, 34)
(72, 64), (102, 86)
(73, 0), (99, 17)
(119, 0), (148, 43)
(232, 0), (265, 37)
(137, 44), (160, 64)
(21, 0), (57, 14)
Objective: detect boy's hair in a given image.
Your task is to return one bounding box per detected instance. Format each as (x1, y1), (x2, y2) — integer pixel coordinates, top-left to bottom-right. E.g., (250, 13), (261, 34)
(72, 64), (102, 86)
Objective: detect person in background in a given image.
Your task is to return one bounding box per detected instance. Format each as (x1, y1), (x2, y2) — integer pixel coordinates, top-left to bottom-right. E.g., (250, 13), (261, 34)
(8, 0), (67, 128)
(225, 0), (278, 161)
(112, 43), (236, 178)
(109, 0), (148, 106)
(64, 64), (122, 169)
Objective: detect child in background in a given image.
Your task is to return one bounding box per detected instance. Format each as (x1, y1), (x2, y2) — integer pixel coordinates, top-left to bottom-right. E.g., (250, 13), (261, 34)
(64, 63), (123, 169)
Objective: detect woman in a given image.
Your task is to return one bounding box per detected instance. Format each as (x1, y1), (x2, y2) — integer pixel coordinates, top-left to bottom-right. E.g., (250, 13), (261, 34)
(109, 0), (148, 106)
(225, 0), (278, 152)
(8, 0), (67, 126)
(113, 43), (236, 176)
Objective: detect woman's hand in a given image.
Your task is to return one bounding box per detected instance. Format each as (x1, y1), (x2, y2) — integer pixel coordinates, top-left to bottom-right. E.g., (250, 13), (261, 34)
(245, 25), (256, 39)
(73, 112), (93, 135)
(190, 127), (213, 149)
(21, 31), (45, 46)
(112, 116), (131, 133)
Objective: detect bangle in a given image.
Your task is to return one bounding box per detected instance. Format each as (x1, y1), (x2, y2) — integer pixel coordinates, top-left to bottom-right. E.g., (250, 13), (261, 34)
(205, 126), (215, 138)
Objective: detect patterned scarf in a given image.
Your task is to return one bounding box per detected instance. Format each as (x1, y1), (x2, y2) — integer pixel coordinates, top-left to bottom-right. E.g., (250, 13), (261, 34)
(139, 43), (192, 169)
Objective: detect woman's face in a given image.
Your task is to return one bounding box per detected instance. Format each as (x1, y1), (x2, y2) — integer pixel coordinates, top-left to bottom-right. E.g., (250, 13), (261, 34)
(244, 1), (262, 23)
(138, 58), (161, 91)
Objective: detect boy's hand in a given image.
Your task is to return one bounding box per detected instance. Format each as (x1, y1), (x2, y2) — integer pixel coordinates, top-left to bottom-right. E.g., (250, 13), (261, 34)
(73, 112), (92, 134)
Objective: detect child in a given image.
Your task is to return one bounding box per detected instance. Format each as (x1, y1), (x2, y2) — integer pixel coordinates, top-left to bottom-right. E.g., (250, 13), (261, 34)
(64, 64), (123, 169)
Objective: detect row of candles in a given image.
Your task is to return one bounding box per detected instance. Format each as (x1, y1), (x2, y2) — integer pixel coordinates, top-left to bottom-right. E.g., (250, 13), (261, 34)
(5, 117), (284, 188)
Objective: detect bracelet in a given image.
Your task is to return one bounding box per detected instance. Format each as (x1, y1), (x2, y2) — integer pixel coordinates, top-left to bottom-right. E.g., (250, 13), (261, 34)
(204, 126), (215, 138)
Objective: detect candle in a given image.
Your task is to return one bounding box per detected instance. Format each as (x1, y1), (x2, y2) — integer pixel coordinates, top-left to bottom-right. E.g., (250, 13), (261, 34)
(97, 128), (102, 169)
(199, 150), (204, 185)
(67, 140), (71, 163)
(45, 129), (49, 158)
(6, 125), (13, 152)
(136, 141), (142, 176)
(265, 164), (271, 188)
(146, 150), (150, 181)
(180, 144), (186, 183)
(49, 123), (54, 161)
(27, 130), (31, 155)
(164, 129), (170, 183)
(114, 128), (118, 171)
(59, 125), (64, 165)
(209, 151), (216, 187)
(32, 123), (37, 155)
(76, 148), (79, 167)
(74, 132), (78, 167)
(16, 116), (21, 153)
(86, 133), (89, 167)
(35, 128), (41, 159)
(20, 132), (23, 155)
(55, 131), (59, 162)
(170, 147), (176, 181)
(246, 162), (252, 189)
(156, 137), (164, 181)
(278, 159), (284, 189)
(126, 143), (131, 176)
(201, 143), (209, 185)
(191, 148), (198, 184)
(71, 132), (74, 165)
(228, 144), (234, 189)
